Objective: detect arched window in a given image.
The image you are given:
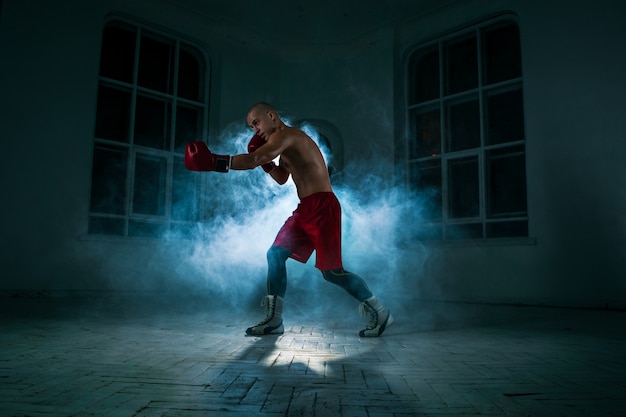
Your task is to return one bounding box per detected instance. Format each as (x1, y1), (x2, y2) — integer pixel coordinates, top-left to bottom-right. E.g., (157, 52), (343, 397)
(406, 16), (527, 241)
(88, 18), (209, 238)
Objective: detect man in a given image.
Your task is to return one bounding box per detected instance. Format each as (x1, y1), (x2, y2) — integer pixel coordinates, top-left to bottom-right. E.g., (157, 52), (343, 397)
(185, 102), (393, 337)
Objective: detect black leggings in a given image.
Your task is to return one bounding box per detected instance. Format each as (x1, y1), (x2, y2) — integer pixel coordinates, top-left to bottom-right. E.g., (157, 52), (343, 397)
(266, 245), (373, 301)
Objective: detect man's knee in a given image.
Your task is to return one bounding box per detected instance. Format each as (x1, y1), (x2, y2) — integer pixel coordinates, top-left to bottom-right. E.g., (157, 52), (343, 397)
(267, 245), (290, 266)
(321, 268), (373, 301)
(321, 268), (345, 285)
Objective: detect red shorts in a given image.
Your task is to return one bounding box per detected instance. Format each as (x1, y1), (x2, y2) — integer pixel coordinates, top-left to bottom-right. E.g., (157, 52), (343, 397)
(272, 191), (343, 270)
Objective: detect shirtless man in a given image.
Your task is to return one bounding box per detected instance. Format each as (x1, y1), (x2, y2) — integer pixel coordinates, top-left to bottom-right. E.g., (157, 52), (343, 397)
(184, 102), (393, 337)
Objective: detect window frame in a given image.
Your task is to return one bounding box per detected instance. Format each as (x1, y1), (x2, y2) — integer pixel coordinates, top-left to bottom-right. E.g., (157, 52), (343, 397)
(87, 16), (210, 240)
(404, 15), (531, 243)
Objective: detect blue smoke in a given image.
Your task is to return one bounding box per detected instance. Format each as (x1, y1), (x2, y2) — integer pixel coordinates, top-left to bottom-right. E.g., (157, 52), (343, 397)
(172, 123), (429, 317)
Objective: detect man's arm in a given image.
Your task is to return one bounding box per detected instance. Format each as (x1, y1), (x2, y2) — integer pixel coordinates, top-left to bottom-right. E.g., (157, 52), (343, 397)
(184, 132), (291, 184)
(230, 153), (260, 170)
(234, 130), (291, 172)
(268, 162), (290, 184)
(229, 153), (290, 184)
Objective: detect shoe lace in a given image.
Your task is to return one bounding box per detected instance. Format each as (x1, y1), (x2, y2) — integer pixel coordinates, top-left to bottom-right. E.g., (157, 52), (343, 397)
(255, 296), (275, 326)
(359, 301), (378, 330)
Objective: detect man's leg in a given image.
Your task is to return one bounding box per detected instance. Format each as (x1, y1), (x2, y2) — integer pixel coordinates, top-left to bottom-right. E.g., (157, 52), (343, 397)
(266, 245), (291, 298)
(245, 246), (291, 336)
(321, 268), (373, 301)
(321, 268), (393, 337)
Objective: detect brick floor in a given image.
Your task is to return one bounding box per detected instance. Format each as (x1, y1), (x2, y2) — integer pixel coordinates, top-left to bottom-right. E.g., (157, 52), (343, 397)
(1, 295), (625, 416)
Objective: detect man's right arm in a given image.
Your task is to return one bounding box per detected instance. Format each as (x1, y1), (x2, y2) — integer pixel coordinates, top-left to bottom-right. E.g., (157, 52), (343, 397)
(268, 163), (290, 184)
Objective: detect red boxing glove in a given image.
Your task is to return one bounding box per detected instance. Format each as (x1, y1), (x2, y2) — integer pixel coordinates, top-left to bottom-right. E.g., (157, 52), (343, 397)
(185, 141), (231, 173)
(247, 134), (276, 173)
(247, 134), (265, 153)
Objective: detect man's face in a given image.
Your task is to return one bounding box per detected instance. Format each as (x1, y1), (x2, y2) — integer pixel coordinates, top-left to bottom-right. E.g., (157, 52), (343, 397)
(247, 109), (274, 140)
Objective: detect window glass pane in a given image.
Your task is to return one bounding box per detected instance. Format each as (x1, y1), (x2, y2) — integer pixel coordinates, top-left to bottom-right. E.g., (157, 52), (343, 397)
(175, 104), (202, 152)
(446, 223), (483, 240)
(171, 158), (200, 221)
(100, 22), (136, 83)
(132, 153), (167, 216)
(445, 35), (478, 95)
(409, 46), (439, 104)
(88, 216), (126, 236)
(486, 88), (525, 145)
(90, 145), (128, 214)
(95, 85), (131, 142)
(486, 145), (527, 217)
(411, 108), (441, 158)
(446, 96), (480, 152)
(178, 46), (203, 101)
(409, 160), (442, 221)
(486, 220), (527, 238)
(138, 31), (175, 94)
(134, 94), (171, 149)
(482, 22), (521, 85)
(448, 156), (479, 218)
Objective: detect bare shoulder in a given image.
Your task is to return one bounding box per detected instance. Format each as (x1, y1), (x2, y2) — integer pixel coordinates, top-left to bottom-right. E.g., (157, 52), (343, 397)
(269, 126), (310, 147)
(289, 127), (318, 145)
(275, 126), (306, 139)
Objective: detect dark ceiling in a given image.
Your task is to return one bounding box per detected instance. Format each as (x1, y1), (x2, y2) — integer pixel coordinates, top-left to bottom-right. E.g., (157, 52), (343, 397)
(158, 0), (460, 45)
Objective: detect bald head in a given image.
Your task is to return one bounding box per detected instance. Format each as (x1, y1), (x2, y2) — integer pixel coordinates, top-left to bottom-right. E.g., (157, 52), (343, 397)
(247, 102), (276, 117)
(246, 102), (285, 137)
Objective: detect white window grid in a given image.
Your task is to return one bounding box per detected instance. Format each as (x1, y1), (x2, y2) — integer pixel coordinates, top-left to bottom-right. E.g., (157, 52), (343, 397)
(405, 16), (527, 241)
(88, 17), (209, 238)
